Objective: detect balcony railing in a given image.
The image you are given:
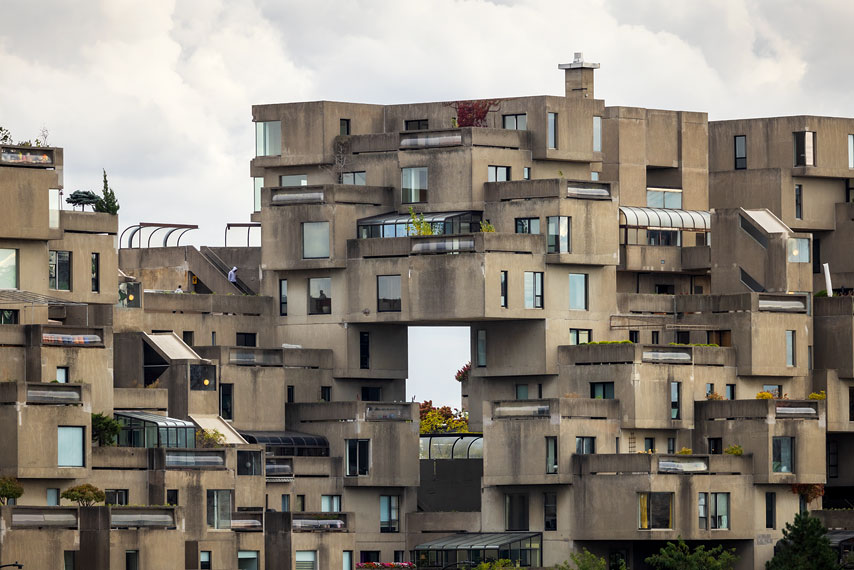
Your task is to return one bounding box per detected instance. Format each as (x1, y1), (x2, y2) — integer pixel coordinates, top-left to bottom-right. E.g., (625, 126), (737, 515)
(493, 400), (551, 419)
(776, 400), (819, 418)
(292, 512), (348, 531)
(229, 347), (284, 367)
(642, 347), (692, 364)
(400, 130), (463, 149)
(110, 507), (175, 528)
(26, 383), (82, 404)
(758, 293), (808, 313)
(657, 456), (709, 473)
(266, 458), (294, 482)
(411, 236), (476, 254)
(365, 404), (411, 421)
(164, 449), (226, 469)
(231, 510), (264, 532)
(11, 506), (78, 528)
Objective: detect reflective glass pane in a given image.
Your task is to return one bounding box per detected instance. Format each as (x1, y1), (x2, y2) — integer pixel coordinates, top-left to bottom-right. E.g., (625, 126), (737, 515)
(569, 273), (587, 310)
(57, 426), (84, 467)
(0, 249), (17, 289)
(303, 222), (330, 259)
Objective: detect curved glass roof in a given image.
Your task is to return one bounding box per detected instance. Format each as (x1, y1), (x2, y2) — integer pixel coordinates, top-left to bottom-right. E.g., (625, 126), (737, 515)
(239, 430), (329, 449)
(619, 206), (710, 230)
(420, 434), (483, 459)
(115, 410), (194, 428)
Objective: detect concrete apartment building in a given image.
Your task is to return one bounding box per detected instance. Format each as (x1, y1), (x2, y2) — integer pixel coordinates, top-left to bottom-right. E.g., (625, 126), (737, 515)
(1, 56), (853, 569)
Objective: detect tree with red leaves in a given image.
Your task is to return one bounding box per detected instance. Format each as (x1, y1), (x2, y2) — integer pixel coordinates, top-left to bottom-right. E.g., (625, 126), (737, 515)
(443, 99), (501, 127)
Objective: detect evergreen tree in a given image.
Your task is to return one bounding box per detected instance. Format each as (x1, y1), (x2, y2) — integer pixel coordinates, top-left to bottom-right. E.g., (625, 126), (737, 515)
(94, 169), (120, 215)
(766, 512), (839, 569)
(646, 539), (737, 570)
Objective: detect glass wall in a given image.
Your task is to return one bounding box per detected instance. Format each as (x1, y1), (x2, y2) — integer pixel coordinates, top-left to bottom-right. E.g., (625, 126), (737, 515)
(207, 490), (232, 529)
(546, 217), (569, 253)
(57, 426), (84, 467)
(255, 121), (282, 157)
(0, 248), (18, 289)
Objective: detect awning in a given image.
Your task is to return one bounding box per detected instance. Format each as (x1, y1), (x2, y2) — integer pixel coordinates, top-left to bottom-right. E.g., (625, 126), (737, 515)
(416, 532), (540, 550)
(144, 332), (202, 361)
(239, 430), (329, 450)
(189, 414), (247, 444)
(619, 206), (710, 230)
(742, 208), (790, 234)
(114, 410), (194, 428)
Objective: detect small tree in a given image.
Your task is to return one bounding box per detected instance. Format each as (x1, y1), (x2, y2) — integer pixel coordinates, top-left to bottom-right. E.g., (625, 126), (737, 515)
(94, 169), (120, 215)
(553, 548), (627, 570)
(419, 400), (468, 434)
(766, 512), (840, 569)
(61, 483), (105, 506)
(645, 538), (738, 570)
(91, 412), (122, 446)
(0, 476), (23, 505)
(197, 428), (226, 448)
(66, 190), (100, 211)
(474, 560), (512, 570)
(407, 207), (434, 236)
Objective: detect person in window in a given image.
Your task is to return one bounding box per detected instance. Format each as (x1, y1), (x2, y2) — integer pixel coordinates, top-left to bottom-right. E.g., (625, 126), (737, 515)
(228, 267), (238, 283)
(174, 285), (184, 293)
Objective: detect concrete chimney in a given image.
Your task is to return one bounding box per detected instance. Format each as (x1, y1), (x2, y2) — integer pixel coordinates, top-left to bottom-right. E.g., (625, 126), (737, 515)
(558, 54), (600, 99)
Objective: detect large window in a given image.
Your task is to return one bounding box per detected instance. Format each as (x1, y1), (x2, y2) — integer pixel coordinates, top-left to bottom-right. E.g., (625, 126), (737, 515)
(49, 250), (71, 291)
(279, 279), (288, 316)
(593, 116), (602, 152)
(295, 551), (317, 570)
(638, 492), (672, 529)
(787, 238), (809, 263)
(569, 328), (591, 345)
(377, 275), (401, 312)
(488, 165), (510, 182)
(280, 174), (308, 186)
(404, 119), (428, 131)
(505, 493), (529, 531)
(544, 492), (557, 531)
(794, 131), (816, 166)
(238, 552), (259, 570)
(773, 437), (794, 473)
(206, 489), (232, 529)
(91, 253), (100, 292)
(524, 272), (544, 309)
(342, 171), (366, 185)
(646, 188), (682, 209)
(590, 382), (614, 399)
(57, 426), (84, 467)
(786, 330), (796, 367)
(346, 439), (370, 476)
(546, 437), (557, 474)
(515, 218), (540, 234)
(476, 329), (486, 367)
(106, 489), (129, 506)
(568, 273), (588, 310)
(500, 271), (508, 308)
(237, 451), (262, 476)
(380, 495), (400, 532)
(401, 167), (428, 203)
(255, 121), (282, 157)
(547, 112), (557, 149)
(308, 277), (332, 315)
(546, 216), (570, 253)
(502, 114), (527, 130)
(322, 495), (342, 513)
(698, 493), (730, 530)
(302, 222), (330, 259)
(575, 436), (595, 455)
(340, 119), (351, 136)
(671, 381), (681, 420)
(734, 135), (747, 169)
(0, 248), (18, 289)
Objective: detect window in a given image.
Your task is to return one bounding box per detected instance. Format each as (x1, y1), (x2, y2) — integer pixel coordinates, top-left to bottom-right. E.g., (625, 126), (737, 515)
(766, 493), (776, 529)
(343, 551), (353, 570)
(638, 492), (672, 529)
(773, 437), (794, 473)
(200, 551), (212, 570)
(401, 167), (428, 203)
(500, 271), (508, 307)
(361, 552), (380, 564)
(218, 383), (233, 420)
(64, 552), (76, 570)
(302, 222), (330, 259)
(547, 112), (557, 149)
(320, 386), (331, 402)
(850, 135), (854, 169)
(281, 494), (291, 512)
(340, 119), (351, 136)
(505, 493), (529, 531)
(544, 492), (557, 531)
(523, 167), (531, 180)
(206, 489), (232, 529)
(794, 131), (816, 166)
(829, 440), (839, 478)
(404, 119), (428, 131)
(698, 493), (729, 530)
(676, 331), (690, 345)
(794, 185), (803, 219)
(106, 489), (129, 506)
(708, 438), (723, 455)
(764, 384), (783, 399)
(546, 437), (558, 474)
(342, 171), (366, 185)
(280, 174), (308, 186)
(651, 331), (660, 344)
(49, 188), (61, 228)
(787, 238), (809, 263)
(182, 330), (194, 346)
(279, 279), (288, 316)
(569, 328), (591, 345)
(590, 382), (614, 399)
(707, 330), (732, 347)
(576, 436), (595, 455)
(502, 114), (527, 130)
(56, 366), (69, 384)
(296, 495), (305, 511)
(308, 277), (332, 314)
(0, 309), (18, 324)
(380, 495), (400, 532)
(58, 426), (84, 467)
(515, 384), (528, 400)
(667, 438), (676, 454)
(322, 495), (342, 513)
(546, 216), (570, 253)
(236, 332), (256, 347)
(47, 487), (60, 506)
(126, 550), (139, 570)
(255, 121), (282, 157)
(725, 384), (736, 400)
(671, 382), (681, 420)
(524, 272), (544, 309)
(211, 331), (216, 345)
(167, 489), (178, 506)
(49, 250), (71, 290)
(515, 217), (541, 234)
(346, 439), (370, 476)
(360, 332), (370, 369)
(253, 177), (263, 212)
(786, 330), (796, 366)
(705, 383), (714, 397)
(296, 551), (316, 570)
(645, 437), (655, 453)
(90, 252), (100, 292)
(734, 135), (747, 169)
(488, 165), (510, 182)
(237, 451), (262, 476)
(593, 116), (602, 152)
(569, 273), (588, 310)
(646, 188), (682, 209)
(591, 171), (599, 181)
(377, 275), (401, 312)
(287, 385), (295, 403)
(394, 552), (405, 563)
(190, 364), (216, 391)
(362, 387), (382, 402)
(629, 330), (639, 344)
(476, 329), (486, 367)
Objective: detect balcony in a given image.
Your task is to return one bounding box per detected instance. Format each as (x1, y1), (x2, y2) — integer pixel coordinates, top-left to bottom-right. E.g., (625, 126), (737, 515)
(163, 449), (226, 469)
(229, 347), (284, 367)
(59, 210), (118, 234)
(9, 506), (78, 528)
(559, 342), (735, 368)
(365, 403), (412, 421)
(110, 507), (176, 528)
(143, 292), (270, 316)
(291, 512), (349, 532)
(575, 453), (748, 476)
(26, 382), (83, 404)
(492, 399), (551, 419)
(348, 232), (543, 259)
(775, 400), (819, 419)
(231, 510), (264, 532)
(485, 178), (612, 202)
(265, 457), (294, 482)
(269, 184), (390, 208)
(0, 145), (57, 168)
(41, 326), (104, 347)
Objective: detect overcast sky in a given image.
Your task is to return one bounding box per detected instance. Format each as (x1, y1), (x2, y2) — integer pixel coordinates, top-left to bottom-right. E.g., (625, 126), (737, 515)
(3, 0), (852, 407)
